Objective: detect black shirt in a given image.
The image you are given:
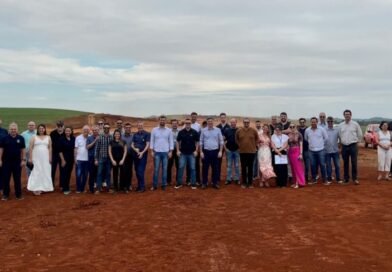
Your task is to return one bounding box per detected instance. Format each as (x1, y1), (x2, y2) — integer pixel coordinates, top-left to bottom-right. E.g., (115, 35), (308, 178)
(50, 130), (65, 154)
(217, 123), (230, 135)
(177, 128), (199, 154)
(110, 140), (125, 162)
(0, 134), (25, 162)
(0, 127), (7, 141)
(269, 124), (276, 136)
(279, 122), (291, 131)
(298, 127), (309, 151)
(223, 127), (239, 151)
(59, 136), (75, 163)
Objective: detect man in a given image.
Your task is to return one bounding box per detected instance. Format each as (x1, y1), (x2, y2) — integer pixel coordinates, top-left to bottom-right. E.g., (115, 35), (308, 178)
(223, 118), (240, 185)
(94, 123), (113, 193)
(0, 123), (26, 200)
(269, 116), (278, 135)
(216, 113), (229, 182)
(187, 112), (201, 185)
(131, 121), (150, 192)
(325, 117), (341, 183)
(236, 118), (259, 188)
(121, 123), (134, 191)
(305, 117), (329, 185)
(75, 125), (90, 193)
(0, 118), (7, 192)
(175, 118), (199, 189)
(115, 119), (125, 135)
(86, 125), (99, 193)
(200, 117), (223, 189)
(298, 118), (311, 182)
(50, 120), (65, 187)
(167, 119), (179, 186)
(253, 120), (262, 179)
(338, 109), (362, 185)
(389, 121), (392, 177)
(318, 112), (327, 129)
(279, 112), (291, 134)
(150, 115), (173, 191)
(21, 121), (36, 177)
(97, 120), (104, 134)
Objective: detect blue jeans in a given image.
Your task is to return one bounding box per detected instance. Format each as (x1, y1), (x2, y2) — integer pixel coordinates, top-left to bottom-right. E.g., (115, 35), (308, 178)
(177, 154), (196, 186)
(226, 150), (240, 181)
(153, 152), (168, 188)
(97, 158), (111, 190)
(309, 149), (327, 181)
(134, 152), (148, 190)
(326, 152), (341, 181)
(76, 160), (89, 192)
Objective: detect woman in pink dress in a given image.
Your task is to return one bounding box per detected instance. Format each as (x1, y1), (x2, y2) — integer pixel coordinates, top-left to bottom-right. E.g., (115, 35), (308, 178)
(257, 124), (276, 187)
(288, 124), (306, 188)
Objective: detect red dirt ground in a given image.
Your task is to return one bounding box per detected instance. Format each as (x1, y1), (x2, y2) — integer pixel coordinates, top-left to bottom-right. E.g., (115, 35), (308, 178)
(0, 115), (391, 272)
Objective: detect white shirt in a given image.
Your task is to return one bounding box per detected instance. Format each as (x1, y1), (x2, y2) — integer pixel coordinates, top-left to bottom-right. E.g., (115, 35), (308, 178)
(338, 120), (363, 145)
(271, 134), (289, 148)
(191, 122), (201, 133)
(75, 134), (88, 161)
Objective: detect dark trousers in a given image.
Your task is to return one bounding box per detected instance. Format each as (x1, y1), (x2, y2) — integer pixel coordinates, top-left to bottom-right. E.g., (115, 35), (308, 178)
(202, 149), (219, 186)
(167, 149), (179, 185)
(51, 152), (61, 187)
(341, 143), (358, 182)
(274, 163), (288, 188)
(217, 149), (225, 182)
(88, 157), (97, 193)
(60, 161), (74, 192)
(134, 153), (148, 190)
(123, 153), (133, 190)
(187, 154), (200, 183)
(112, 162), (125, 191)
(0, 166), (3, 191)
(2, 161), (22, 198)
(240, 153), (255, 187)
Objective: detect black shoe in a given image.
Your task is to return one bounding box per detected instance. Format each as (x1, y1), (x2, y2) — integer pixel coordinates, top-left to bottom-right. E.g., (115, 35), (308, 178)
(161, 186), (166, 191)
(225, 180), (231, 185)
(186, 182), (191, 186)
(212, 184), (220, 190)
(136, 189), (145, 193)
(201, 184), (207, 189)
(16, 196), (24, 200)
(234, 180), (240, 185)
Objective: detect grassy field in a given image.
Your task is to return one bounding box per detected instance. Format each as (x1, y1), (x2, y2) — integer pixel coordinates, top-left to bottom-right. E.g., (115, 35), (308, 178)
(0, 108), (90, 128)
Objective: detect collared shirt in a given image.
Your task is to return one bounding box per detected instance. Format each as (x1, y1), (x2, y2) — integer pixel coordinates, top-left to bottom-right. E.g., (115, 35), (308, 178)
(304, 127), (328, 152)
(86, 135), (98, 159)
(191, 122), (201, 134)
(171, 129), (179, 150)
(21, 130), (37, 152)
(150, 127), (174, 152)
(235, 127), (259, 153)
(132, 130), (150, 151)
(338, 120), (363, 145)
(0, 134), (25, 161)
(75, 134), (88, 161)
(50, 129), (64, 154)
(94, 133), (113, 161)
(217, 123), (230, 136)
(298, 127), (309, 151)
(177, 128), (199, 154)
(0, 127), (7, 141)
(200, 127), (223, 150)
(325, 127), (340, 154)
(121, 133), (134, 153)
(318, 122), (327, 129)
(223, 127), (239, 151)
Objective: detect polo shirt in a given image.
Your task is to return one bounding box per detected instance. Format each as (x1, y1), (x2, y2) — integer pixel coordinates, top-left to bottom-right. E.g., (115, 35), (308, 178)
(132, 130), (150, 151)
(75, 134), (88, 161)
(0, 127), (7, 140)
(177, 128), (199, 154)
(0, 134), (25, 162)
(223, 127), (239, 151)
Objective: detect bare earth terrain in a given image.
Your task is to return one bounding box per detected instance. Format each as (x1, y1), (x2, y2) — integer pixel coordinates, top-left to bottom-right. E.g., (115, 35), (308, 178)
(0, 115), (391, 272)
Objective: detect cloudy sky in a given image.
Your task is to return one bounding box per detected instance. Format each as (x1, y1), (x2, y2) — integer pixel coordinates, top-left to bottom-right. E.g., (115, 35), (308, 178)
(0, 0), (391, 118)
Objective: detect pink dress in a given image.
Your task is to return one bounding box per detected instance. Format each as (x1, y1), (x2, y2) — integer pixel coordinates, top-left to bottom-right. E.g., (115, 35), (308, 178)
(288, 132), (305, 186)
(257, 133), (277, 181)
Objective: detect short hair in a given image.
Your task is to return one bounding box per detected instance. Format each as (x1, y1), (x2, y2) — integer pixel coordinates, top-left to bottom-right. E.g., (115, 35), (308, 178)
(310, 117), (318, 122)
(104, 123), (110, 127)
(202, 120), (207, 126)
(343, 109), (352, 115)
(219, 112), (226, 117)
(9, 122), (18, 130)
(159, 115), (166, 119)
(275, 124), (283, 130)
(299, 118), (306, 122)
(171, 119), (178, 123)
(280, 112), (287, 116)
(191, 112), (198, 116)
(124, 122), (131, 126)
(255, 120), (261, 123)
(206, 116), (214, 121)
(327, 116), (334, 121)
(184, 118), (191, 122)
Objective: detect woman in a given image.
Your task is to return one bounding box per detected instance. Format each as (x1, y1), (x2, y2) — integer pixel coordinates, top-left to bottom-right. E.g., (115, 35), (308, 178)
(59, 127), (75, 195)
(271, 125), (289, 188)
(27, 124), (54, 195)
(257, 124), (276, 187)
(375, 121), (392, 181)
(288, 124), (306, 188)
(109, 130), (127, 192)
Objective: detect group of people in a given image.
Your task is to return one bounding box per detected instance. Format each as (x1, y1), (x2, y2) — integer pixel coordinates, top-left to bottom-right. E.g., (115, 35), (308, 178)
(0, 110), (391, 200)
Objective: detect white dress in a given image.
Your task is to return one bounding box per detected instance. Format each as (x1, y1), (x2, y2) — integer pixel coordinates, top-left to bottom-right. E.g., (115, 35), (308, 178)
(27, 136), (54, 192)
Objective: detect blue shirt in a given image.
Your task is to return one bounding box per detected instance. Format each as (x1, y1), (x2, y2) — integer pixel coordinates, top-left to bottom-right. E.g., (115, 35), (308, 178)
(150, 127), (174, 152)
(200, 127), (223, 150)
(325, 127), (340, 154)
(0, 127), (8, 141)
(304, 127), (328, 152)
(132, 130), (150, 151)
(21, 130), (37, 152)
(121, 133), (134, 153)
(86, 135), (98, 159)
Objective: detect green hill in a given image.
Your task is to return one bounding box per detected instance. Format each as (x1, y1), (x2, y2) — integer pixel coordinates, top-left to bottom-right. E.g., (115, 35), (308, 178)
(0, 108), (90, 129)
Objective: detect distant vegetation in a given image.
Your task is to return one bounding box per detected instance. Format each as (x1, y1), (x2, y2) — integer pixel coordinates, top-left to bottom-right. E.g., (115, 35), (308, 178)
(0, 108), (90, 128)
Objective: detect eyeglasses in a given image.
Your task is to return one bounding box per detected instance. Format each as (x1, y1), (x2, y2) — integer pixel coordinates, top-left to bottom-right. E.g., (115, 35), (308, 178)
(289, 126), (295, 128)
(327, 121), (333, 123)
